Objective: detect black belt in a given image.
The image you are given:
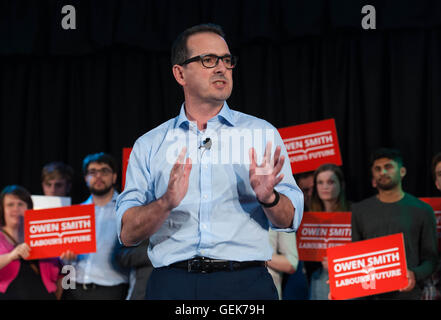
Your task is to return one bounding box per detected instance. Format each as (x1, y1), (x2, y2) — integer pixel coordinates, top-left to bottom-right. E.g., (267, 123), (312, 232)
(168, 257), (267, 273)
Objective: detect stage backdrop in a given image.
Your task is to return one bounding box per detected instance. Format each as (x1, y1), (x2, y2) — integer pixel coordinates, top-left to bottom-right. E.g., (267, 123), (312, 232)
(1, 0), (441, 204)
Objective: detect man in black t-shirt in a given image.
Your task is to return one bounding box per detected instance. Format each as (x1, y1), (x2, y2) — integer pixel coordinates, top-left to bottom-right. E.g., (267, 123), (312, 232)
(351, 148), (438, 300)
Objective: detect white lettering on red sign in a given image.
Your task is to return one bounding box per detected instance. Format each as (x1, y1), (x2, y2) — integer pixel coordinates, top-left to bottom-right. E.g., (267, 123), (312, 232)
(332, 247), (402, 289)
(28, 215), (92, 248)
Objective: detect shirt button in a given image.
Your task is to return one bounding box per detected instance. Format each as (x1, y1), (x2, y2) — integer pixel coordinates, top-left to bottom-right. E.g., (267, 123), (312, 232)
(204, 165), (208, 169)
(203, 195), (208, 199)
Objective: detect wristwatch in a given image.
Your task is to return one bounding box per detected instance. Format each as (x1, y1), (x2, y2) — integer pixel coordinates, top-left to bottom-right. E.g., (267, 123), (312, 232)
(258, 189), (280, 208)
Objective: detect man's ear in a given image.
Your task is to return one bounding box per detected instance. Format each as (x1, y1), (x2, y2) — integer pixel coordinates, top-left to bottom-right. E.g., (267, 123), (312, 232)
(400, 166), (407, 179)
(172, 65), (186, 86)
(371, 177), (377, 188)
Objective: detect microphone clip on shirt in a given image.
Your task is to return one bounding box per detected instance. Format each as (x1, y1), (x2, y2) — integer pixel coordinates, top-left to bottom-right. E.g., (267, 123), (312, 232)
(199, 138), (212, 157)
(199, 138), (212, 150)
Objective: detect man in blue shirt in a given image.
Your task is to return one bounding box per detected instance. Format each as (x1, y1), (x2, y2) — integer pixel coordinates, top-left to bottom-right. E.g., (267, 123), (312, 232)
(116, 24), (304, 299)
(62, 152), (129, 300)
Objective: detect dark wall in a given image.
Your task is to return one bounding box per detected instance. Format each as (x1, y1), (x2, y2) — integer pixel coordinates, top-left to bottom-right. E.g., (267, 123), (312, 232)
(1, 0), (441, 204)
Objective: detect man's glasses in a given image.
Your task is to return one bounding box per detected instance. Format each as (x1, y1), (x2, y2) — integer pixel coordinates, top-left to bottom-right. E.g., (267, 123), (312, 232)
(180, 54), (238, 69)
(87, 168), (113, 177)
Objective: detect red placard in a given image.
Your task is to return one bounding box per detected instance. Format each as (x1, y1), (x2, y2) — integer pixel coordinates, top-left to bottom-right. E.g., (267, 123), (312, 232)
(327, 233), (408, 300)
(122, 147), (132, 191)
(419, 197), (441, 252)
(296, 212), (352, 261)
(278, 119), (342, 174)
(24, 204), (96, 260)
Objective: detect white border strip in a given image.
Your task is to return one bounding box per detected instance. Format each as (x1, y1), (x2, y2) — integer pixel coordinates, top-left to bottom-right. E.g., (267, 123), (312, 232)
(334, 262), (401, 278)
(332, 247), (399, 263)
(283, 131), (333, 142)
(29, 229), (92, 239)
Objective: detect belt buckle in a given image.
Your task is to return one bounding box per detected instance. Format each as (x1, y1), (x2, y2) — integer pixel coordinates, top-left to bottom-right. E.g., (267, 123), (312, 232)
(82, 283), (96, 290)
(200, 259), (211, 273)
(188, 257), (212, 273)
(188, 259), (200, 273)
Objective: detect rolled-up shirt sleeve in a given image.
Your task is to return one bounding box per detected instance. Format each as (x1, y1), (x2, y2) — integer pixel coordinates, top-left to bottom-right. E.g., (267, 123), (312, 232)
(115, 138), (155, 244)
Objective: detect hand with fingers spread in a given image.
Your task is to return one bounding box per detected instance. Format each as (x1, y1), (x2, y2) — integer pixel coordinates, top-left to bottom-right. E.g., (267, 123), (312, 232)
(119, 147), (192, 245)
(162, 147), (193, 210)
(249, 141), (285, 204)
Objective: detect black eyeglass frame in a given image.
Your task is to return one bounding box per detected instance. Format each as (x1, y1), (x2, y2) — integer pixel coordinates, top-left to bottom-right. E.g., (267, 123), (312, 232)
(179, 54), (238, 69)
(86, 168), (114, 177)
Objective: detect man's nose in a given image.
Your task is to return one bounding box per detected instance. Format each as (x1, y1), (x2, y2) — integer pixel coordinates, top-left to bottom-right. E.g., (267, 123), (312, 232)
(214, 58), (227, 73)
(48, 185), (56, 195)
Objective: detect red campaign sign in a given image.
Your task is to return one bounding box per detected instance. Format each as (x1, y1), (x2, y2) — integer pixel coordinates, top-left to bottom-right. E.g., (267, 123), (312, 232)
(419, 197), (441, 252)
(122, 147), (132, 191)
(278, 119), (342, 174)
(296, 212), (352, 261)
(24, 204), (96, 260)
(327, 233), (408, 300)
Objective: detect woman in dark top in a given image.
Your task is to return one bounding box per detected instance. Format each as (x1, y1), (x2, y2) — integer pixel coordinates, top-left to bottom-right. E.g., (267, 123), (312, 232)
(306, 164), (351, 300)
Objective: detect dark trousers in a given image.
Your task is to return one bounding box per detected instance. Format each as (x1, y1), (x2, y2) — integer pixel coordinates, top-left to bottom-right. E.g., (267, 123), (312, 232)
(145, 266), (278, 300)
(62, 283), (128, 300)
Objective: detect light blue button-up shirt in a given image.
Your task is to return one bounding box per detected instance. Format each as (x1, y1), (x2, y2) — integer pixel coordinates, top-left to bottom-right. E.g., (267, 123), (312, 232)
(73, 191), (129, 286)
(116, 102), (303, 268)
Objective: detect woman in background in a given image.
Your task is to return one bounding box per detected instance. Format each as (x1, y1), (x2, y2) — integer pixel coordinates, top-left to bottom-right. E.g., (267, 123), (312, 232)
(308, 164), (350, 300)
(0, 185), (63, 299)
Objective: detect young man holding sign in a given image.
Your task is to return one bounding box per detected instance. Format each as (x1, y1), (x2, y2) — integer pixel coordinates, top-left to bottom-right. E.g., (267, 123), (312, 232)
(351, 148), (438, 299)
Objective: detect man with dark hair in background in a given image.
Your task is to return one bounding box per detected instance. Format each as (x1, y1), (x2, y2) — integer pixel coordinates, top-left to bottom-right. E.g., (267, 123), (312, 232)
(62, 152), (129, 300)
(294, 171), (314, 211)
(41, 161), (74, 197)
(351, 148), (438, 300)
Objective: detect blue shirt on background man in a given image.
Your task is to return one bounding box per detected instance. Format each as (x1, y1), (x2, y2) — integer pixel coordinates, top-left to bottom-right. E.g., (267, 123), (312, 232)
(74, 191), (128, 286)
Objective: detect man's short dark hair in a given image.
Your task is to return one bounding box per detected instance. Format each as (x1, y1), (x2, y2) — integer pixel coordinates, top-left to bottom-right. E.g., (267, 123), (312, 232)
(369, 148), (404, 168)
(431, 152), (441, 181)
(82, 152), (118, 176)
(171, 23), (226, 66)
(41, 161), (74, 184)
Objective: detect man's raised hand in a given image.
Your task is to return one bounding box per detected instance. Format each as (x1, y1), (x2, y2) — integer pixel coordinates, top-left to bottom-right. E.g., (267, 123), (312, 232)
(163, 147), (192, 210)
(249, 141), (285, 204)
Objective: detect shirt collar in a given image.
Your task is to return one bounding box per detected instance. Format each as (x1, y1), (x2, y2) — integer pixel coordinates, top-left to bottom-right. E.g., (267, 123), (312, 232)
(217, 102), (236, 126)
(175, 102), (236, 129)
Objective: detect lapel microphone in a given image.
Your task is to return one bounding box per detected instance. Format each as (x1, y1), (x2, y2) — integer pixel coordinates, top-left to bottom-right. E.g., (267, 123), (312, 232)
(199, 138), (212, 150)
